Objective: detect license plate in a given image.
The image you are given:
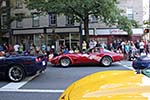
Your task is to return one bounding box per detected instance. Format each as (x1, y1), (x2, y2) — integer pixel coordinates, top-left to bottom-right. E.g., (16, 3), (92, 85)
(42, 61), (46, 66)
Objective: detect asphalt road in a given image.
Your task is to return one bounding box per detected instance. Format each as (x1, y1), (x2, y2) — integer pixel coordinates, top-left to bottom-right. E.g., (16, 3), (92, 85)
(0, 60), (133, 100)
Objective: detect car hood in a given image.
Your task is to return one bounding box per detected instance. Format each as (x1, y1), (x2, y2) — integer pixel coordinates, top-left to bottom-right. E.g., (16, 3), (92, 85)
(59, 70), (150, 100)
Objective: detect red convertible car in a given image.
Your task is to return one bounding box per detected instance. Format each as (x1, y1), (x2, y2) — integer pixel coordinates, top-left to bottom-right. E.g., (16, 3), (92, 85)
(49, 47), (124, 67)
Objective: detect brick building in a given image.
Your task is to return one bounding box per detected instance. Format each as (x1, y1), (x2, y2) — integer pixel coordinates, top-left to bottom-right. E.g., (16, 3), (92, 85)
(5, 0), (148, 49)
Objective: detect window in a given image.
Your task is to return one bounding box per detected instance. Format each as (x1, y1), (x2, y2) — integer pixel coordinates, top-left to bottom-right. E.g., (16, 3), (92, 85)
(49, 13), (57, 25)
(66, 15), (74, 25)
(16, 0), (23, 9)
(89, 15), (98, 23)
(32, 13), (40, 27)
(127, 8), (134, 20)
(1, 14), (7, 29)
(15, 14), (23, 28)
(16, 19), (23, 28)
(1, 0), (6, 7)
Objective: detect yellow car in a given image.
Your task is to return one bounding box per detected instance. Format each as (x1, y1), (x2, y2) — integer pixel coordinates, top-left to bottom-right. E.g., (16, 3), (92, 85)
(59, 69), (150, 100)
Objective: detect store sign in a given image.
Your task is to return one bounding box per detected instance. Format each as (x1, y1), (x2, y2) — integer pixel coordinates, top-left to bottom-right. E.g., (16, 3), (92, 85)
(81, 28), (142, 36)
(132, 28), (143, 35)
(96, 29), (127, 35)
(96, 29), (110, 35)
(110, 29), (127, 35)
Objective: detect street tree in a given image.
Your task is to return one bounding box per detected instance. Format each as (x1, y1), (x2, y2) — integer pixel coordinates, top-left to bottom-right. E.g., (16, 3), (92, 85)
(143, 19), (150, 28)
(25, 0), (138, 42)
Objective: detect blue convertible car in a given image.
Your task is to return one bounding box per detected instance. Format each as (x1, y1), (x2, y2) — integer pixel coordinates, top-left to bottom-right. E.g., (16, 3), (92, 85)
(0, 54), (47, 82)
(132, 54), (150, 73)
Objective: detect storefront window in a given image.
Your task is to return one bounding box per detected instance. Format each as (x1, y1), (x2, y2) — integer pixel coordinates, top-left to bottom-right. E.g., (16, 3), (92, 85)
(47, 33), (80, 50)
(34, 34), (45, 46)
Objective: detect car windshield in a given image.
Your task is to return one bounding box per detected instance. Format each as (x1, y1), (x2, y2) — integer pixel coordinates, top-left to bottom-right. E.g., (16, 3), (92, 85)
(86, 47), (100, 53)
(103, 49), (111, 53)
(86, 47), (112, 54)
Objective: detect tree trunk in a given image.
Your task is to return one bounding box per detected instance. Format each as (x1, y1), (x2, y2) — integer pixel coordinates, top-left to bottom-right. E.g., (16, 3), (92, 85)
(83, 15), (89, 43)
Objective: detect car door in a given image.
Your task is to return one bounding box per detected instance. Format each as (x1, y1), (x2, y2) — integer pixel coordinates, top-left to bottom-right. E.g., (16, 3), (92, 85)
(86, 47), (103, 63)
(79, 52), (98, 64)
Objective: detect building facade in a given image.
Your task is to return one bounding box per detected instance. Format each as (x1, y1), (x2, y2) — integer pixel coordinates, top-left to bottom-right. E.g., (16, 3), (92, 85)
(10, 0), (146, 50)
(10, 0), (82, 50)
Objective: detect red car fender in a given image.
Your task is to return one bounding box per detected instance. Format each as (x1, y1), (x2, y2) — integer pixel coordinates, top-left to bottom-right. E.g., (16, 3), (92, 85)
(101, 54), (114, 62)
(59, 55), (73, 64)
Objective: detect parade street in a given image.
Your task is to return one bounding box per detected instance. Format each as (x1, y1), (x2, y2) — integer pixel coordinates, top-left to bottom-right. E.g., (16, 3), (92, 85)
(0, 60), (133, 100)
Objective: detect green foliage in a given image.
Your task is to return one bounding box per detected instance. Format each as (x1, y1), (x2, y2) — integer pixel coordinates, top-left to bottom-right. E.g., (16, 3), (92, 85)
(143, 20), (150, 28)
(25, 0), (138, 41)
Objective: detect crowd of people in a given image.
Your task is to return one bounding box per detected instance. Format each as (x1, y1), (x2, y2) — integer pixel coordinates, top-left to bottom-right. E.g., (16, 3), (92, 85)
(0, 39), (149, 61)
(81, 39), (150, 60)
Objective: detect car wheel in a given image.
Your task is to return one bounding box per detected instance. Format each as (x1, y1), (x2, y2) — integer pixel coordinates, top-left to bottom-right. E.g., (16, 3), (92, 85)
(7, 65), (25, 82)
(60, 58), (71, 67)
(101, 56), (112, 67)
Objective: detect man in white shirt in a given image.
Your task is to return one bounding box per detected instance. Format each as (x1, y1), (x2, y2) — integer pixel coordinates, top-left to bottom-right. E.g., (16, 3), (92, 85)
(14, 43), (20, 54)
(139, 40), (145, 55)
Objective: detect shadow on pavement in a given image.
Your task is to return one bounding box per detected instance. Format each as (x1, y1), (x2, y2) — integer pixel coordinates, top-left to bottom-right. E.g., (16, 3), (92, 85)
(0, 75), (8, 82)
(49, 63), (120, 68)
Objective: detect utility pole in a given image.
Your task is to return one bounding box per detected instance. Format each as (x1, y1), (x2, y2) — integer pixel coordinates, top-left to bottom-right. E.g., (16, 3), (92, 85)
(149, 0), (150, 28)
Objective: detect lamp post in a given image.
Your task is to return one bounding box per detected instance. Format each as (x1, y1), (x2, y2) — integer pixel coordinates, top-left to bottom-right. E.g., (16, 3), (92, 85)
(149, 0), (150, 27)
(79, 19), (83, 51)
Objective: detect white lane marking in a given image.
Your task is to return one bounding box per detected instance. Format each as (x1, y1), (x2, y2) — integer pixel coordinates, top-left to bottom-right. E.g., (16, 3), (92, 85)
(116, 62), (134, 70)
(1, 73), (39, 89)
(0, 88), (64, 93)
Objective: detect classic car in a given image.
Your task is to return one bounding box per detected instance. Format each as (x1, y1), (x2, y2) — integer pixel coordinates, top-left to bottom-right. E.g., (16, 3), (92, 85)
(0, 53), (47, 82)
(132, 54), (150, 73)
(49, 47), (124, 67)
(59, 69), (150, 100)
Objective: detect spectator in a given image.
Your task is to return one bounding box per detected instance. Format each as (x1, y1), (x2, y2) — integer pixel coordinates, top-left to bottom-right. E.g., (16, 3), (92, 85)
(14, 43), (20, 54)
(18, 43), (24, 54)
(46, 44), (51, 56)
(69, 48), (74, 53)
(89, 39), (95, 49)
(82, 40), (87, 53)
(74, 47), (79, 53)
(139, 40), (145, 55)
(63, 48), (69, 54)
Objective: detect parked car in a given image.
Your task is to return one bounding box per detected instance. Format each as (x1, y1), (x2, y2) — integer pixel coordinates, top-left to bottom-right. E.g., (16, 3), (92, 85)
(49, 47), (124, 67)
(132, 54), (150, 73)
(59, 69), (150, 100)
(0, 53), (47, 82)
